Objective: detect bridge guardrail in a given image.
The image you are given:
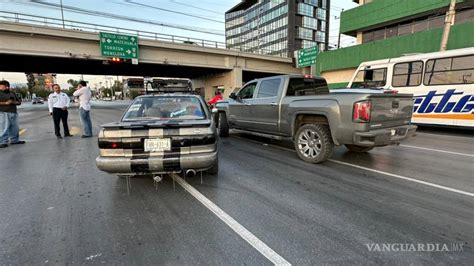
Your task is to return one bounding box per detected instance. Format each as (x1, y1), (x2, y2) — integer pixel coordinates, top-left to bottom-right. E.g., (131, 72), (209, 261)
(0, 11), (289, 58)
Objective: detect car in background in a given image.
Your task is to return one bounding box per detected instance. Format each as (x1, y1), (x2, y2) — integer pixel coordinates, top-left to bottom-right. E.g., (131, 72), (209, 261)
(32, 97), (44, 104)
(96, 94), (218, 177)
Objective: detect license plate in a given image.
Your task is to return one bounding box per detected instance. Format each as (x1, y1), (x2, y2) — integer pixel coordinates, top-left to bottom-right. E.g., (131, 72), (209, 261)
(144, 138), (171, 152)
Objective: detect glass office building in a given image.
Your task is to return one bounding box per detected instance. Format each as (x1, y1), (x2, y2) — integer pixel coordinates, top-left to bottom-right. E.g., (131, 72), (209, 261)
(225, 0), (330, 57)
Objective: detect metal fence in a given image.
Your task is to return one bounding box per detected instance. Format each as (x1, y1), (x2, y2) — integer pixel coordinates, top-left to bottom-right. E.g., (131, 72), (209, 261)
(0, 11), (289, 58)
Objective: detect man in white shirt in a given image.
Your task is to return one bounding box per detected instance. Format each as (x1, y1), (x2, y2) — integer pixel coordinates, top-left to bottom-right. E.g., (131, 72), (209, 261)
(48, 84), (72, 139)
(73, 81), (92, 138)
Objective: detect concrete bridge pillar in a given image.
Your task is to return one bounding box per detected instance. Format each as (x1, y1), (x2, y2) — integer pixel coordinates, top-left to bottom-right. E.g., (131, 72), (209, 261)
(192, 67), (243, 102)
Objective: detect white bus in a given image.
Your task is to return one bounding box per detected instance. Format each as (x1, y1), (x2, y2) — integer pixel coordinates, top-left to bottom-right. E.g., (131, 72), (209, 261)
(347, 47), (474, 127)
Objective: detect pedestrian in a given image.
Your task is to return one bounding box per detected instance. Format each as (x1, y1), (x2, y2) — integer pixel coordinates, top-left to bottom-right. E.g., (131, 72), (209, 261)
(48, 84), (72, 139)
(0, 80), (26, 148)
(73, 81), (92, 138)
(207, 90), (223, 106)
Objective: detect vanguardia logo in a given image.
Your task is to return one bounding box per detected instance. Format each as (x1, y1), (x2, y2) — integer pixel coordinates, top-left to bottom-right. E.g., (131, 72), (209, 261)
(366, 243), (465, 252)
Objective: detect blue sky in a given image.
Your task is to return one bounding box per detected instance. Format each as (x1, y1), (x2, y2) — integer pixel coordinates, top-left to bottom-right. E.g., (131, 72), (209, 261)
(0, 0), (358, 86)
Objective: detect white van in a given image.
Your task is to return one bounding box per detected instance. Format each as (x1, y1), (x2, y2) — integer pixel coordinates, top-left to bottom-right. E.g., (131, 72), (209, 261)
(347, 48), (474, 127)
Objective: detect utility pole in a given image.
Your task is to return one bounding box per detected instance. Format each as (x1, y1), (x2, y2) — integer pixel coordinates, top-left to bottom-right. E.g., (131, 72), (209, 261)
(440, 0), (456, 51)
(336, 9), (344, 49)
(60, 0), (65, 29)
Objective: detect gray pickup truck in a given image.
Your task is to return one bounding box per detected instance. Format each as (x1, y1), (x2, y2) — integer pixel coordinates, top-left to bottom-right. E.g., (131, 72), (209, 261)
(215, 74), (417, 163)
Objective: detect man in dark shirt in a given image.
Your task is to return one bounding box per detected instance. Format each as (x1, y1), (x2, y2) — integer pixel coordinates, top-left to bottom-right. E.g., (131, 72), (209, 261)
(0, 80), (25, 148)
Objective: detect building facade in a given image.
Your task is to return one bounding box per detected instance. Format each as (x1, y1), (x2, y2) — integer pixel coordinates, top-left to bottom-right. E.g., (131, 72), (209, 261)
(317, 0), (474, 88)
(225, 0), (330, 57)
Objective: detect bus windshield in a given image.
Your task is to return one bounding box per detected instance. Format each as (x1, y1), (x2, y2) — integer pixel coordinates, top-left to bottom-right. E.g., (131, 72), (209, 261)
(350, 68), (387, 88)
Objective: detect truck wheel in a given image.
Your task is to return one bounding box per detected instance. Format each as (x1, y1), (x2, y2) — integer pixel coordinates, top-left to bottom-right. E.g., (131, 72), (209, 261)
(218, 112), (229, 138)
(294, 124), (334, 163)
(345, 144), (374, 153)
(207, 157), (219, 175)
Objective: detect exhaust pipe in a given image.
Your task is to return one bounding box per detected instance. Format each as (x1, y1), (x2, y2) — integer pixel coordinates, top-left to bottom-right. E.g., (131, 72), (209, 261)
(185, 169), (197, 178)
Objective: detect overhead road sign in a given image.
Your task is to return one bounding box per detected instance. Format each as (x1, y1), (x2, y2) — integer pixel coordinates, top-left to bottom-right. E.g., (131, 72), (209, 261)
(100, 32), (139, 59)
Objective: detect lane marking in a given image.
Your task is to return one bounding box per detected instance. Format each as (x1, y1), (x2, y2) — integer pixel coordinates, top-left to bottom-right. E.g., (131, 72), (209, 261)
(19, 128), (26, 136)
(399, 144), (474, 157)
(170, 173), (291, 265)
(327, 159), (474, 197)
(231, 136), (474, 197)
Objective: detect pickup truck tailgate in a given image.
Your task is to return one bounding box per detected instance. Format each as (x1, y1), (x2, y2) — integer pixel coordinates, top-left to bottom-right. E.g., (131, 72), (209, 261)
(369, 94), (414, 125)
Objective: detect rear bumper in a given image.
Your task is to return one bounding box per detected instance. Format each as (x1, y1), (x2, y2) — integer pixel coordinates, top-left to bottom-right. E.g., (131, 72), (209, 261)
(352, 125), (417, 147)
(96, 152), (217, 175)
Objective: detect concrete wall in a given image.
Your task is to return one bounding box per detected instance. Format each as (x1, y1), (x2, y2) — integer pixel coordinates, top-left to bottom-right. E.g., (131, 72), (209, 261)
(192, 67), (243, 101)
(320, 68), (356, 87)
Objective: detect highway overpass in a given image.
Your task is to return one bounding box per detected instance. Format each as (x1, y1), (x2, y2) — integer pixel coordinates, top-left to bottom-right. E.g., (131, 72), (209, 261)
(0, 21), (302, 98)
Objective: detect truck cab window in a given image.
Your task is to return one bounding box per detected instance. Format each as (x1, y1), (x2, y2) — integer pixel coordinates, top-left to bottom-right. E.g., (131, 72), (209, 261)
(287, 78), (329, 96)
(350, 68), (387, 88)
(237, 83), (257, 99)
(257, 79), (281, 98)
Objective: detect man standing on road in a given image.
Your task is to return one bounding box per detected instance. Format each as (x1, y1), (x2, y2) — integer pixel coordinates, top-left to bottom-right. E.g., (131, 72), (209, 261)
(0, 80), (26, 148)
(48, 84), (72, 139)
(73, 81), (92, 138)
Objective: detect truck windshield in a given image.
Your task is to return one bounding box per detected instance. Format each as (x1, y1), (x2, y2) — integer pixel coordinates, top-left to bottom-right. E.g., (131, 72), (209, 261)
(350, 68), (387, 88)
(122, 96), (206, 121)
(287, 78), (329, 96)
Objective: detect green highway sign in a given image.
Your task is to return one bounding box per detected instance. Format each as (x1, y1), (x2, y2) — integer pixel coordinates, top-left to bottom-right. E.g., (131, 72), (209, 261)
(296, 46), (319, 68)
(100, 32), (139, 59)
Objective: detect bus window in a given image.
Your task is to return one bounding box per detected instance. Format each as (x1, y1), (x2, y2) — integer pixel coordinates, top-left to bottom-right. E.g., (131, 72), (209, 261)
(424, 55), (474, 85)
(350, 68), (387, 88)
(392, 61), (423, 87)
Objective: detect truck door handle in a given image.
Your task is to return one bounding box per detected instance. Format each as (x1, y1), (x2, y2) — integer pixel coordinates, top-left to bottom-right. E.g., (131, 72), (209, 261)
(270, 102), (277, 106)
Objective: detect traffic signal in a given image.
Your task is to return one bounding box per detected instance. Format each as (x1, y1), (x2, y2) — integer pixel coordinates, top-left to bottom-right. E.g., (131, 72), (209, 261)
(111, 57), (122, 63)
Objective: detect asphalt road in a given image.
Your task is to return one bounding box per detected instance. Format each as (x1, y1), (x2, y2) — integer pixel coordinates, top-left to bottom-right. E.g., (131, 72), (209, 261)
(0, 103), (472, 264)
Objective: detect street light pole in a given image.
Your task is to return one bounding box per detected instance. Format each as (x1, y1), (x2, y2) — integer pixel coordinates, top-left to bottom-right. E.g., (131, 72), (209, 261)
(60, 0), (65, 29)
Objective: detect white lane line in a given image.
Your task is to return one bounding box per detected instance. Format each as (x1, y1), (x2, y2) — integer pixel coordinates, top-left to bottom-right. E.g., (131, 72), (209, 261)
(399, 144), (474, 157)
(170, 173), (291, 266)
(231, 136), (474, 197)
(327, 159), (474, 197)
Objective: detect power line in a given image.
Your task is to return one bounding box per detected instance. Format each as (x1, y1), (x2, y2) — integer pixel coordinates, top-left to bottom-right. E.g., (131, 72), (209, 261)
(123, 0), (225, 24)
(169, 0), (224, 16)
(27, 0), (225, 36)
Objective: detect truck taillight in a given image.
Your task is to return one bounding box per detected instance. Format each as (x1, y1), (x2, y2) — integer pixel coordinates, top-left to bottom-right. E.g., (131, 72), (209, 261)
(353, 101), (371, 122)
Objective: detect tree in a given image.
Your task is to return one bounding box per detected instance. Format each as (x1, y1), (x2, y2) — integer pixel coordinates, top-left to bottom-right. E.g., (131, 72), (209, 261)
(25, 73), (35, 94)
(67, 79), (80, 90)
(13, 87), (29, 98)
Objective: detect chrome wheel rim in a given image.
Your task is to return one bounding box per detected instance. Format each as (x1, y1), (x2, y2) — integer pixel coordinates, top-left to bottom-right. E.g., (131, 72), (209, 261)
(297, 129), (322, 159)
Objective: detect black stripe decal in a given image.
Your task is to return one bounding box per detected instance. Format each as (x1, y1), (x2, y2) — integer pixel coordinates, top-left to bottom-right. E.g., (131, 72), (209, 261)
(131, 131), (151, 173)
(163, 128), (181, 171)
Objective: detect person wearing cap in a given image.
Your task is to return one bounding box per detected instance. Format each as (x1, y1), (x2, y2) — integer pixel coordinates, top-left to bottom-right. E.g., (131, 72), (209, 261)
(0, 80), (26, 148)
(48, 84), (72, 139)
